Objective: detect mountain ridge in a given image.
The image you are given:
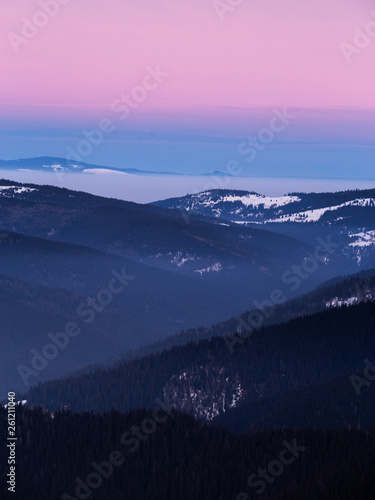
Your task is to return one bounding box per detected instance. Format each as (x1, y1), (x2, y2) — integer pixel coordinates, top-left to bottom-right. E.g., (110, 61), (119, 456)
(22, 300), (375, 431)
(0, 156), (233, 177)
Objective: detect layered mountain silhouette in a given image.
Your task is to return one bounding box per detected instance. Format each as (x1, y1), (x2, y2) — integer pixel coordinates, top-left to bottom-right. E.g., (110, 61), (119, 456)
(2, 179), (375, 499)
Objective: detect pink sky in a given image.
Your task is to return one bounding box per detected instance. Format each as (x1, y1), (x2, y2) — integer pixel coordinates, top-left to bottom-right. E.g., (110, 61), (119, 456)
(1, 0), (375, 114)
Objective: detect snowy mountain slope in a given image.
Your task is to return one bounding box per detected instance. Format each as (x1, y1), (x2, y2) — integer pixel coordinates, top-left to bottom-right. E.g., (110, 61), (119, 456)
(153, 188), (375, 269)
(264, 198), (375, 223)
(153, 188), (375, 224)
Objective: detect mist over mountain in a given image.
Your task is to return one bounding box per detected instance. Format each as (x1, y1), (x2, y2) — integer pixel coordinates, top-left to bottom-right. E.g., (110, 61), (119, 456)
(2, 180), (375, 499)
(0, 156), (233, 178)
(0, 180), (342, 396)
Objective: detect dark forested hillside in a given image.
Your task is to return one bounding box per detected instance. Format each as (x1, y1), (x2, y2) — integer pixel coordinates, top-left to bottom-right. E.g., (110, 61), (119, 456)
(1, 405), (375, 500)
(24, 301), (375, 431)
(214, 370), (375, 433)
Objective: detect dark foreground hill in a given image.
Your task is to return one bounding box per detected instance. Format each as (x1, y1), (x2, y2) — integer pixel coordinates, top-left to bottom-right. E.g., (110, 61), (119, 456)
(1, 405), (374, 500)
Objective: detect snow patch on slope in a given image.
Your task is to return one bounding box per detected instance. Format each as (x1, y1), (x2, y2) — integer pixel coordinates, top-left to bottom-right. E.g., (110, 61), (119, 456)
(326, 293), (374, 308)
(195, 192), (301, 209)
(220, 194), (301, 209)
(268, 198), (375, 223)
(349, 230), (375, 248)
(163, 368), (246, 421)
(170, 252), (196, 267)
(0, 186), (37, 196)
(195, 263), (222, 276)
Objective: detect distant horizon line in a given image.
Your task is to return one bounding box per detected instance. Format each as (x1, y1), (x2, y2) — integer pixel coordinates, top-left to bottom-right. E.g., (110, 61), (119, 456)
(1, 155), (375, 182)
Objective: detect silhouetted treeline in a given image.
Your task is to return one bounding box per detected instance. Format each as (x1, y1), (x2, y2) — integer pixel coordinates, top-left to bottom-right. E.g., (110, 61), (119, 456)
(1, 405), (375, 500)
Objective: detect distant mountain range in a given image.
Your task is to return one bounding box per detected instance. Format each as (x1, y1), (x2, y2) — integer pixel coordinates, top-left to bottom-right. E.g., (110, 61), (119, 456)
(153, 188), (375, 267)
(0, 156), (232, 177)
(153, 187), (375, 226)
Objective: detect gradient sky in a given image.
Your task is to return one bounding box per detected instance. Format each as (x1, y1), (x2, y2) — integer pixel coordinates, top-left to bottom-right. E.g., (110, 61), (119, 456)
(1, 0), (374, 178)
